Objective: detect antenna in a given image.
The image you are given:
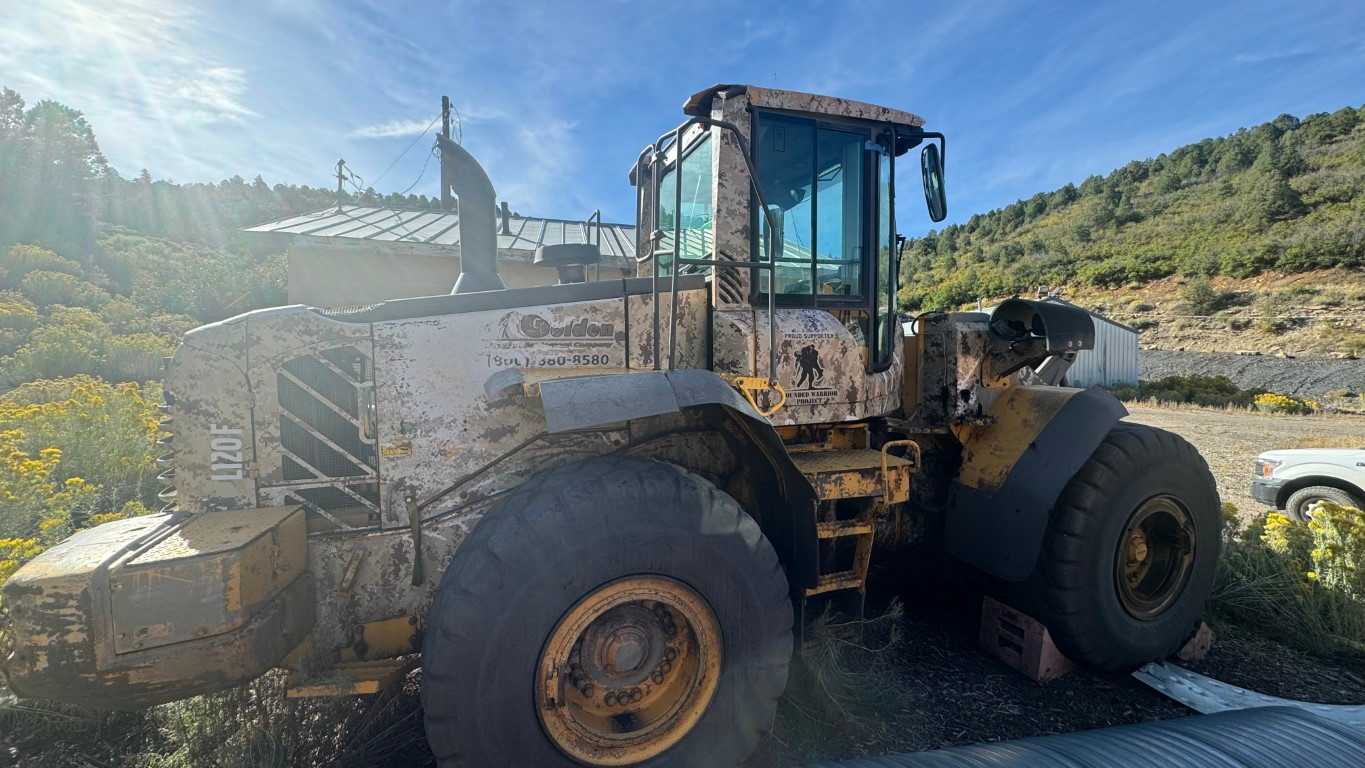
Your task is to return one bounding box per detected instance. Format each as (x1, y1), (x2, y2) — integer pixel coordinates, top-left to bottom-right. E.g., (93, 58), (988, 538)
(440, 96), (453, 210)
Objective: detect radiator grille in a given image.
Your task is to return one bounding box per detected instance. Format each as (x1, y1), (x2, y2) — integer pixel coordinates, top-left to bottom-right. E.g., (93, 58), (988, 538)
(274, 346), (379, 527)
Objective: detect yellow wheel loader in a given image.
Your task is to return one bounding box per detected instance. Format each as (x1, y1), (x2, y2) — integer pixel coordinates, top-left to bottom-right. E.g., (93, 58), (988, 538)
(2, 85), (1220, 767)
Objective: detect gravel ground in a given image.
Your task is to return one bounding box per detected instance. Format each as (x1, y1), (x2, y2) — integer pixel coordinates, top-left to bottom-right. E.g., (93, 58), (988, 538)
(1123, 404), (1365, 516)
(1141, 349), (1365, 399)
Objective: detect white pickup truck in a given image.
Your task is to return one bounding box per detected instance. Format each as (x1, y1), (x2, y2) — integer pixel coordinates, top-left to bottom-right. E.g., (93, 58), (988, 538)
(1252, 447), (1365, 519)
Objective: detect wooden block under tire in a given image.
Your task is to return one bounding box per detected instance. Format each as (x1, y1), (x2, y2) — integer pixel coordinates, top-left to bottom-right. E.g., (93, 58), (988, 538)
(979, 596), (1075, 683)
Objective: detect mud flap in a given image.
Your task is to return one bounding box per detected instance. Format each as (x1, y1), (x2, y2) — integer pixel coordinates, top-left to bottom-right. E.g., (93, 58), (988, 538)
(2, 507), (313, 709)
(945, 386), (1126, 582)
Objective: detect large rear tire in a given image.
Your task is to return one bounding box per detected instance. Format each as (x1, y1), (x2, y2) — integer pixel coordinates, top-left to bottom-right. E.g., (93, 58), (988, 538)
(421, 457), (792, 768)
(1034, 423), (1221, 670)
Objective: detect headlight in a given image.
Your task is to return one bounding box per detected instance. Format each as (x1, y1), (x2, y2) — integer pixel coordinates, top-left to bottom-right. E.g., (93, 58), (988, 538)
(1254, 459), (1282, 478)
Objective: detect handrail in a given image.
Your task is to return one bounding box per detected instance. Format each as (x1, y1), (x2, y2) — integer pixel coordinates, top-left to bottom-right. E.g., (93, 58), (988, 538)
(638, 116), (784, 391)
(583, 208), (601, 280)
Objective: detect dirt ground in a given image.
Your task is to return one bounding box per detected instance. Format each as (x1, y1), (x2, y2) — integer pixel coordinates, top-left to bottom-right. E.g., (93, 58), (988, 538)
(1123, 404), (1365, 517)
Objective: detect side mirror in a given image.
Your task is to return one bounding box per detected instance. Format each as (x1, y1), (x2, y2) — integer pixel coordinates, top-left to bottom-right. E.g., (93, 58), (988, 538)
(921, 143), (947, 222)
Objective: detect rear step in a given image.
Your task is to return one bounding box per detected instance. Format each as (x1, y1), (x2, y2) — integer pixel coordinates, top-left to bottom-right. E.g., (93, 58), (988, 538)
(791, 445), (918, 600)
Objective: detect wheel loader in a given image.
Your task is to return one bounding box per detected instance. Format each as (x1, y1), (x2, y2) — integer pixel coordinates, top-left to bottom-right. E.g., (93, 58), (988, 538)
(1, 84), (1221, 767)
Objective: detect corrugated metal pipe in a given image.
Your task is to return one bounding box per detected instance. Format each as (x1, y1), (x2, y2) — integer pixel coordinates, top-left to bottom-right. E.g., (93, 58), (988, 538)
(804, 707), (1365, 768)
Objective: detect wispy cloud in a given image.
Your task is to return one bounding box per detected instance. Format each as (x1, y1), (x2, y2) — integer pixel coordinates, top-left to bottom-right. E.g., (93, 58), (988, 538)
(1232, 49), (1315, 65)
(0, 0), (259, 177)
(351, 117), (439, 139)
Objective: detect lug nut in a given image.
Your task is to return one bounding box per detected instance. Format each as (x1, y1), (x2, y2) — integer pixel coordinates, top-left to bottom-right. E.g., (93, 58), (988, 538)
(604, 692), (617, 706)
(581, 684), (594, 698)
(660, 660), (672, 674)
(630, 688), (643, 703)
(651, 669), (665, 684)
(664, 648), (677, 662)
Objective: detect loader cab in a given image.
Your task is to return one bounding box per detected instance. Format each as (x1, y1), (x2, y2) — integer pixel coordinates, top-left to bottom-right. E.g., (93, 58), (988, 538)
(636, 85), (945, 425)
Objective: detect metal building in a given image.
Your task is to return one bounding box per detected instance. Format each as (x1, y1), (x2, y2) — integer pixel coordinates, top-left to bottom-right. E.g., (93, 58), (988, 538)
(966, 297), (1140, 388)
(1045, 297), (1140, 387)
(245, 205), (636, 308)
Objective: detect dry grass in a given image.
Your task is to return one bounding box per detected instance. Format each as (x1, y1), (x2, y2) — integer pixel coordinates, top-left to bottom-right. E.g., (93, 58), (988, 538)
(1291, 435), (1365, 449)
(769, 600), (909, 758)
(0, 667), (432, 768)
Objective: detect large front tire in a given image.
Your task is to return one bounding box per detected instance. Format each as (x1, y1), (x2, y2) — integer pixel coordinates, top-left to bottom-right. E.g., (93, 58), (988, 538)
(1034, 423), (1221, 670)
(421, 457), (792, 768)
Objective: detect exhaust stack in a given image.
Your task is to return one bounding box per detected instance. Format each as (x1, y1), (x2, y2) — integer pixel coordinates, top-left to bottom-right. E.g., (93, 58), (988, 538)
(438, 95), (504, 294)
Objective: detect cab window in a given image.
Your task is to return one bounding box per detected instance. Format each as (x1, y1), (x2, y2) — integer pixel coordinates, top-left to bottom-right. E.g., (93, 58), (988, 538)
(754, 114), (867, 302)
(656, 133), (713, 273)
(873, 134), (896, 366)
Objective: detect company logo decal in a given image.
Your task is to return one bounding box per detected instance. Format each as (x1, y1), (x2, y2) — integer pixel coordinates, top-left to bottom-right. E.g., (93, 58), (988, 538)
(496, 312), (621, 346)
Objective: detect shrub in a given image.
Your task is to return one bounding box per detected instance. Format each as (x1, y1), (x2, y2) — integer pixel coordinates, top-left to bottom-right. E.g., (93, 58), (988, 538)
(0, 244), (81, 288)
(106, 333), (172, 381)
(19, 269), (110, 308)
(1252, 392), (1319, 414)
(1306, 501), (1365, 598)
(0, 376), (161, 541)
(0, 307), (110, 385)
(1121, 374), (1259, 408)
(1214, 505), (1365, 654)
(0, 292), (38, 356)
(0, 537), (44, 585)
(1179, 276), (1230, 314)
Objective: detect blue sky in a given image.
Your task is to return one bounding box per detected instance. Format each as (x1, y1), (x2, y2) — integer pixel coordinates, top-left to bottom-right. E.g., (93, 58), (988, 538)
(3, 1), (1363, 235)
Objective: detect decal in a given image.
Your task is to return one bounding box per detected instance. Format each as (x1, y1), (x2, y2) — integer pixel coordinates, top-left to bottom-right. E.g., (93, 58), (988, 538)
(482, 310), (626, 369)
(209, 425), (245, 481)
(380, 439), (413, 458)
(496, 312), (621, 345)
(787, 343), (837, 406)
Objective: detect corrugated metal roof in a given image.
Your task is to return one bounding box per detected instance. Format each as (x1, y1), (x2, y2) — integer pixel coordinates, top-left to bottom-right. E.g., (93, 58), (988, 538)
(1043, 296), (1140, 334)
(245, 205), (637, 266)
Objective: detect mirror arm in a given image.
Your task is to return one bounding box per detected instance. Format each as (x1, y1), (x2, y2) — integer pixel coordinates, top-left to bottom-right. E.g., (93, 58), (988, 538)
(919, 131), (946, 171)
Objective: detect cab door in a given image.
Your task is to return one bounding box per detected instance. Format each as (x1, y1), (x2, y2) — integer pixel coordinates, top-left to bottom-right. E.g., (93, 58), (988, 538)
(741, 111), (901, 425)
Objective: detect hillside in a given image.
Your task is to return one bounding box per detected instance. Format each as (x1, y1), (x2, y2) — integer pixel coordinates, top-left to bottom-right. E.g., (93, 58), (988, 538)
(1063, 267), (1365, 357)
(899, 105), (1365, 314)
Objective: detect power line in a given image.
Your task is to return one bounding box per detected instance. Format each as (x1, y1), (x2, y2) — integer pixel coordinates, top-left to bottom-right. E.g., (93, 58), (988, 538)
(370, 113), (441, 189)
(399, 145), (439, 197)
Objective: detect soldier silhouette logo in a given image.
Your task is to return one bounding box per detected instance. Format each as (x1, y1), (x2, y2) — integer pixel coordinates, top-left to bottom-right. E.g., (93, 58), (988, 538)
(794, 345), (824, 389)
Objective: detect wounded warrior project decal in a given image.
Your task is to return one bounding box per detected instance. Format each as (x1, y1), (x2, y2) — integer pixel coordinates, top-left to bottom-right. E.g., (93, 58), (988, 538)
(782, 316), (839, 407)
(484, 310), (626, 369)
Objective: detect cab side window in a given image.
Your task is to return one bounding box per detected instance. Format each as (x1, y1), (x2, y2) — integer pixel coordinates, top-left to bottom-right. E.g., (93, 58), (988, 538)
(656, 133), (713, 273)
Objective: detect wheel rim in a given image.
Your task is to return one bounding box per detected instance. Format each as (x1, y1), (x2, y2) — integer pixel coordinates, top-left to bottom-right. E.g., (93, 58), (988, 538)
(536, 575), (722, 766)
(1115, 495), (1197, 621)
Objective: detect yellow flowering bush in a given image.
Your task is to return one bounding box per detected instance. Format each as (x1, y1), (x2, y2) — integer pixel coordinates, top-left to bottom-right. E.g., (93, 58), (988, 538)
(0, 377), (161, 572)
(1218, 503), (1365, 653)
(1262, 511), (1313, 566)
(1306, 501), (1365, 598)
(0, 537), (43, 584)
(0, 291), (38, 356)
(1253, 392), (1320, 415)
(19, 269), (110, 309)
(0, 244), (82, 288)
(0, 305), (176, 386)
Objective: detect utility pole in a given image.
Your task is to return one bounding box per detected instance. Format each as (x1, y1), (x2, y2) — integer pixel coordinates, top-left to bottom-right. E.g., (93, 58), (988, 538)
(335, 158), (346, 207)
(439, 96), (453, 210)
